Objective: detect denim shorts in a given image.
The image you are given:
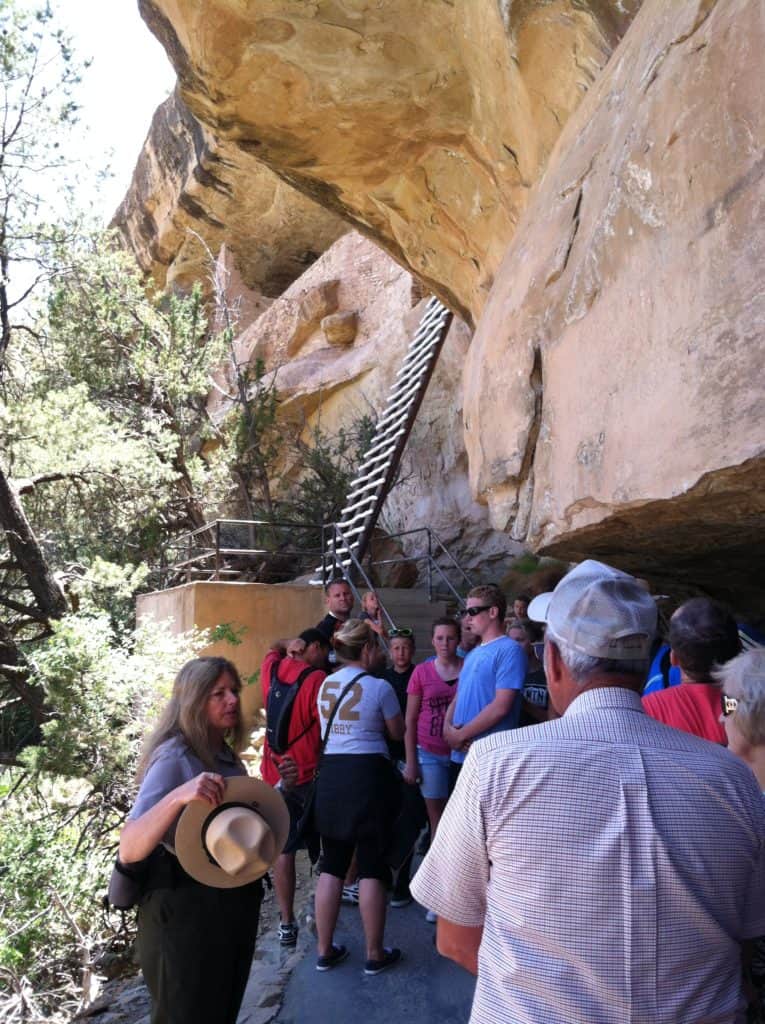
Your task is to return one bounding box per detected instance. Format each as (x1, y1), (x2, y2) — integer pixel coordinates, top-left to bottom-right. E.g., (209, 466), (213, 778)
(417, 746), (451, 800)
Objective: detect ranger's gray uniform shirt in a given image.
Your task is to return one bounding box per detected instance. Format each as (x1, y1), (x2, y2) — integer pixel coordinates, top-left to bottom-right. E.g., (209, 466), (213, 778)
(411, 687), (765, 1024)
(128, 735), (245, 849)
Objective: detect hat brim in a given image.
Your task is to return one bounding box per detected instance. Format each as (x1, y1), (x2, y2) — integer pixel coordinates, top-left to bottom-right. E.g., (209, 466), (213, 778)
(175, 776), (290, 888)
(527, 592), (553, 624)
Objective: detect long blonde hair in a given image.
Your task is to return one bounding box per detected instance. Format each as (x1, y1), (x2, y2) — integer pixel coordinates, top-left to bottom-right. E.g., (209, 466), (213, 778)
(137, 656), (246, 780)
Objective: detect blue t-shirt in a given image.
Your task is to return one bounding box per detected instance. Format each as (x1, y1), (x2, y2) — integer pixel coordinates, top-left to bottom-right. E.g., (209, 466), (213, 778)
(451, 636), (526, 763)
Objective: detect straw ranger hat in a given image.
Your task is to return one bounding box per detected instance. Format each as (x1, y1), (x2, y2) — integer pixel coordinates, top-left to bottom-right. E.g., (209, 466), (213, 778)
(175, 776), (289, 888)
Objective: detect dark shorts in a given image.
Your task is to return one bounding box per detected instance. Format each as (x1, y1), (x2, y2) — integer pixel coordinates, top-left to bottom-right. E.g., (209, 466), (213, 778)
(321, 834), (389, 883)
(282, 782), (320, 860)
(315, 753), (401, 883)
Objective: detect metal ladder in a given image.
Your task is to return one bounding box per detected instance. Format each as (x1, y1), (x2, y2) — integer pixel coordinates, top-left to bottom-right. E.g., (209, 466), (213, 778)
(314, 296), (453, 580)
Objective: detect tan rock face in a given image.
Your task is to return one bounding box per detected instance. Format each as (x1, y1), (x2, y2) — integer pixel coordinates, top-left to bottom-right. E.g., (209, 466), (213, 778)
(322, 311), (358, 347)
(463, 0), (765, 617)
(208, 231), (522, 579)
(112, 88), (346, 297)
(137, 0), (641, 325)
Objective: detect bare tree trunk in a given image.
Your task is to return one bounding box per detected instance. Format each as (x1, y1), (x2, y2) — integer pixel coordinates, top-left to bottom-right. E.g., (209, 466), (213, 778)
(0, 463), (67, 620)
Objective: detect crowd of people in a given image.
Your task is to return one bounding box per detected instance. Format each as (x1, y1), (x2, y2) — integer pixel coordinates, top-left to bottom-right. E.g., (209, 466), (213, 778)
(119, 564), (765, 1024)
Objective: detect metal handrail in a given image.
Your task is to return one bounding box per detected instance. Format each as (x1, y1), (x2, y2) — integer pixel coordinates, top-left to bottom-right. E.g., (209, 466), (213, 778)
(366, 526), (473, 606)
(159, 517), (324, 586)
(326, 526), (395, 649)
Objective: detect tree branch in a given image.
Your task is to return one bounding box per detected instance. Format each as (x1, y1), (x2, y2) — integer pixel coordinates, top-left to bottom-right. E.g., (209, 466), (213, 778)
(0, 463), (67, 620)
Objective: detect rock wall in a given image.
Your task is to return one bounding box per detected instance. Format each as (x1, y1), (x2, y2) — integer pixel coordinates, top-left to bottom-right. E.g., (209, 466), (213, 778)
(463, 0), (765, 617)
(131, 0), (765, 618)
(113, 88), (346, 295)
(137, 0), (641, 325)
(207, 230), (521, 578)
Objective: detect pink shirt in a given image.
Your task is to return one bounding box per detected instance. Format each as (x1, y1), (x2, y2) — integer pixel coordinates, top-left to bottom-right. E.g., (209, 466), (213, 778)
(407, 659), (461, 756)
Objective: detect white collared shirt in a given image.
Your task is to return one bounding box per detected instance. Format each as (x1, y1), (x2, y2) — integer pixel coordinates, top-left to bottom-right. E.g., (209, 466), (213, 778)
(411, 687), (765, 1024)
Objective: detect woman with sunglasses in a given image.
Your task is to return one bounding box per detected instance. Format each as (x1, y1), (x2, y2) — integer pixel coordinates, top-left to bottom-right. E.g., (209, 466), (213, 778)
(714, 647), (765, 1020)
(313, 619), (405, 975)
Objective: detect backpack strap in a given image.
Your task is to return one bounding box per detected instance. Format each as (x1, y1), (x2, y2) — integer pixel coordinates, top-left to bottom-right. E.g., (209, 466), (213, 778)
(280, 667), (318, 752)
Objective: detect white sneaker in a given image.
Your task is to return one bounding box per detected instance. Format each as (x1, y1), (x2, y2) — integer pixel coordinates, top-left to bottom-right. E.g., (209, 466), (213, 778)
(341, 882), (359, 905)
(425, 909), (437, 924)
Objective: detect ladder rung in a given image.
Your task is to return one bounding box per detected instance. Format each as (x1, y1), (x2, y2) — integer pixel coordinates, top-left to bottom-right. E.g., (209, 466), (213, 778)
(338, 503), (376, 528)
(371, 406), (411, 436)
(360, 425), (406, 462)
(395, 345), (439, 379)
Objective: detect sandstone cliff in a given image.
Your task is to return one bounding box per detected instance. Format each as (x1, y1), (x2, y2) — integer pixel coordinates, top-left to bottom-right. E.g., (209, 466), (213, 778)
(463, 0), (764, 615)
(113, 88), (346, 297)
(137, 0), (641, 326)
(132, 0), (765, 618)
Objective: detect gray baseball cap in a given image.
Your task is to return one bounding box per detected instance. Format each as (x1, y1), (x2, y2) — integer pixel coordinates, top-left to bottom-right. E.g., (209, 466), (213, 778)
(527, 560), (657, 660)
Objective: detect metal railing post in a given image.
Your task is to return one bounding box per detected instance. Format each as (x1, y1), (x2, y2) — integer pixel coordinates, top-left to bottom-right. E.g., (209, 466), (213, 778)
(214, 520), (221, 580)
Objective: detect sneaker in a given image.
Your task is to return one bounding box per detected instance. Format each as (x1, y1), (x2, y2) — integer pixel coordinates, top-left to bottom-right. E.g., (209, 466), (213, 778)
(316, 944), (350, 972)
(390, 894), (412, 908)
(364, 947), (402, 976)
(341, 882), (359, 905)
(425, 909), (437, 924)
(278, 919), (299, 947)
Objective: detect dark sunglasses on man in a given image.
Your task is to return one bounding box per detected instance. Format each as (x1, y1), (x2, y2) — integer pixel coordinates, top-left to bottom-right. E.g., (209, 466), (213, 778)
(460, 604), (492, 618)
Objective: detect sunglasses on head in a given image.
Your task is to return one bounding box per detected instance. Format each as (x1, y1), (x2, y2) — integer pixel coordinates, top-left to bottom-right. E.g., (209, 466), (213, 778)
(721, 694), (739, 717)
(389, 627), (414, 639)
(460, 604), (492, 618)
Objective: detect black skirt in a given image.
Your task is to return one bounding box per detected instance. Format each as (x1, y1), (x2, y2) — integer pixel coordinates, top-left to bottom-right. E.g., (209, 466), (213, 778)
(315, 753), (401, 845)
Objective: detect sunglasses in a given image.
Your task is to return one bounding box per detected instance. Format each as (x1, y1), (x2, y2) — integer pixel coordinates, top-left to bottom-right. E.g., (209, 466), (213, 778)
(460, 604), (492, 618)
(389, 627), (414, 639)
(721, 694), (739, 717)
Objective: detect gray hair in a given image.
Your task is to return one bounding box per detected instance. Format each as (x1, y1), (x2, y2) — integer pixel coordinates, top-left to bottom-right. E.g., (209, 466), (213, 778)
(547, 629), (650, 686)
(713, 648), (765, 747)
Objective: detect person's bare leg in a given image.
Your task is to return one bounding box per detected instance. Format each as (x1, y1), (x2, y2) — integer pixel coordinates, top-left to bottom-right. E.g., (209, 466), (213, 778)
(315, 873), (344, 956)
(425, 798), (448, 840)
(359, 877), (387, 961)
(274, 852), (296, 923)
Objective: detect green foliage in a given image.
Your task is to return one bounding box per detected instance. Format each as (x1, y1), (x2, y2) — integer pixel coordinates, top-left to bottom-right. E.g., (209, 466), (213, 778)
(287, 413), (377, 528)
(0, 773), (114, 1020)
(0, 613), (207, 1019)
(209, 621), (245, 646)
(0, 0), (88, 368)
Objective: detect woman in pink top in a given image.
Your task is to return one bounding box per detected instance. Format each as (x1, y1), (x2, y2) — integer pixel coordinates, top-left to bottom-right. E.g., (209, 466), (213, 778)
(404, 618), (462, 840)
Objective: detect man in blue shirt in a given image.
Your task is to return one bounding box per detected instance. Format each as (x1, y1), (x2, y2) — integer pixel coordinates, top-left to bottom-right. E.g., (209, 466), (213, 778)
(444, 585), (526, 789)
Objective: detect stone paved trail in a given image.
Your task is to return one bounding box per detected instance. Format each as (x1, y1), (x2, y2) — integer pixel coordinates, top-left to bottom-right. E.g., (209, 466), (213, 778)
(238, 897), (475, 1024)
(81, 874), (475, 1023)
